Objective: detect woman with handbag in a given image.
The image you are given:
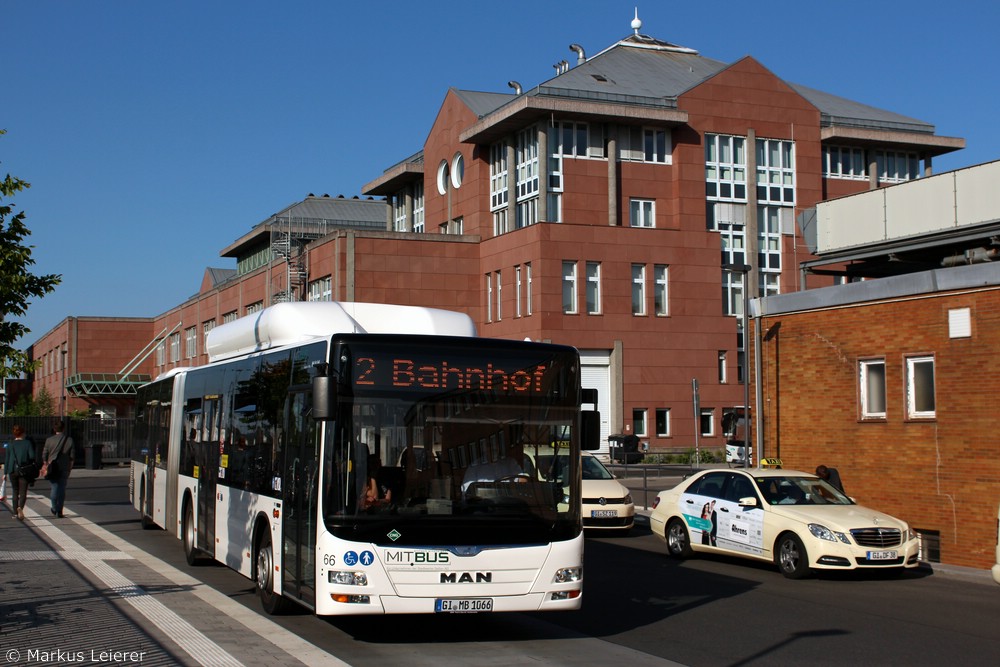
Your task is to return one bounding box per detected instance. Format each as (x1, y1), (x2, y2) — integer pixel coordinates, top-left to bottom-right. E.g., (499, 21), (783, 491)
(42, 420), (74, 518)
(5, 425), (37, 521)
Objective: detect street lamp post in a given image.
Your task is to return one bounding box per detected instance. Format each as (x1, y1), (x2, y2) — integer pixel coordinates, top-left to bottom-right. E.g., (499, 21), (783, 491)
(722, 263), (752, 469)
(61, 348), (67, 417)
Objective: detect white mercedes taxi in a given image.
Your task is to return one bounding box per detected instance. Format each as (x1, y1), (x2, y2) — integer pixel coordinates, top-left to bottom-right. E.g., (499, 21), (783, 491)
(580, 452), (634, 534)
(649, 468), (920, 578)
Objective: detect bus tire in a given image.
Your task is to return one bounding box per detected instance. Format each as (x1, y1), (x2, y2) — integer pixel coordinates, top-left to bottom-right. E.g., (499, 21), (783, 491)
(139, 477), (155, 530)
(255, 528), (289, 615)
(182, 500), (204, 566)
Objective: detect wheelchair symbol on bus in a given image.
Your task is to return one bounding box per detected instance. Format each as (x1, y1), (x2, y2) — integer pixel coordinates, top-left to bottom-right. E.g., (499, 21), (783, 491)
(344, 551), (358, 566)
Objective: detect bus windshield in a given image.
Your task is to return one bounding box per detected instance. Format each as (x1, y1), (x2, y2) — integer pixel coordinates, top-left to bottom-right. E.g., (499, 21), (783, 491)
(321, 336), (583, 546)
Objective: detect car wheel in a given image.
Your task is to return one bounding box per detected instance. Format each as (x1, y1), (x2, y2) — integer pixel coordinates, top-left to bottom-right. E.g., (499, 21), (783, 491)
(776, 532), (810, 579)
(256, 529), (289, 615)
(666, 518), (693, 558)
(182, 501), (203, 566)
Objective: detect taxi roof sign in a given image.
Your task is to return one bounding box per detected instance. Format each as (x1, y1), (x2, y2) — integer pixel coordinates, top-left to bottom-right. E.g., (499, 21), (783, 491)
(761, 458), (783, 468)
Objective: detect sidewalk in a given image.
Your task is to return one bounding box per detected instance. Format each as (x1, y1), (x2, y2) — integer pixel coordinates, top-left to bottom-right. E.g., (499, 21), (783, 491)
(0, 478), (348, 667)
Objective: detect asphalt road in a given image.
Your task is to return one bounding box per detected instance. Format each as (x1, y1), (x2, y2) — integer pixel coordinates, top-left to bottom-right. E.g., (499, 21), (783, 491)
(65, 467), (1000, 667)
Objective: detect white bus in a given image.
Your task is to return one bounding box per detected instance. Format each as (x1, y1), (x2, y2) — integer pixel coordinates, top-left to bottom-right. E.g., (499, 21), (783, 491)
(130, 302), (599, 615)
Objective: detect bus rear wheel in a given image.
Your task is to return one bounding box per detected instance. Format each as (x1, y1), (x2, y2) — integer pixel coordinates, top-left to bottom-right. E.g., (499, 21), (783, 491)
(255, 529), (289, 615)
(139, 478), (155, 530)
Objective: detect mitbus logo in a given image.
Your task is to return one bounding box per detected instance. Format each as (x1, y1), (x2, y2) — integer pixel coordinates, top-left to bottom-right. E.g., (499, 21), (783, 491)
(384, 550), (450, 564)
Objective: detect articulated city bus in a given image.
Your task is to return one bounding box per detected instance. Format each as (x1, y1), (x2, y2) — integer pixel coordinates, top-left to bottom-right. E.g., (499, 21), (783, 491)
(130, 301), (599, 615)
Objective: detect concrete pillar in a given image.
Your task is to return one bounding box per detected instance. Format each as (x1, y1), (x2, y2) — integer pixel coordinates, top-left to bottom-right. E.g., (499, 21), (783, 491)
(746, 128), (759, 299)
(868, 150), (879, 190)
(404, 189), (413, 232)
(607, 125), (618, 226)
(538, 123), (548, 222)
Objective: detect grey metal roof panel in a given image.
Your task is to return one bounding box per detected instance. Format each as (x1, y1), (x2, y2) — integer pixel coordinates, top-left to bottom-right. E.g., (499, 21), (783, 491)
(539, 40), (727, 102)
(787, 82), (935, 133)
(265, 196), (387, 224)
(452, 89), (514, 118)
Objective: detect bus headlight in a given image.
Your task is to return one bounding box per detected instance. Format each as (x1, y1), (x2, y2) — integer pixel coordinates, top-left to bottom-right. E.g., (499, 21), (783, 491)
(553, 566), (582, 583)
(328, 570), (368, 586)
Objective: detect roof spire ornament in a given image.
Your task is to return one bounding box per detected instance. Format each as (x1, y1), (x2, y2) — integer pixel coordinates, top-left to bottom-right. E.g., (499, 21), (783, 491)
(631, 8), (642, 35)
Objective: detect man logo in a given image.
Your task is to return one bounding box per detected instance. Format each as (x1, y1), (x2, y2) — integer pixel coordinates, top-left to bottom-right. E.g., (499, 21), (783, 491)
(440, 572), (492, 583)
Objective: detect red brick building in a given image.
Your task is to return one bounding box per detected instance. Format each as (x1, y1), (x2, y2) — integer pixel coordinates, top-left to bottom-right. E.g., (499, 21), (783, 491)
(28, 24), (963, 463)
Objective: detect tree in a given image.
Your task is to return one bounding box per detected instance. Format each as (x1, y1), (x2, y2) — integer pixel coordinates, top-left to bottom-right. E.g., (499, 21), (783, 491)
(1, 129), (62, 377)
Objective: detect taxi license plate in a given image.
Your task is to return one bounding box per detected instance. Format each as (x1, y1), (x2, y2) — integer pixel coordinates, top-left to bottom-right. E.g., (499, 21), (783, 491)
(867, 550), (898, 561)
(591, 509), (618, 518)
(435, 598), (494, 613)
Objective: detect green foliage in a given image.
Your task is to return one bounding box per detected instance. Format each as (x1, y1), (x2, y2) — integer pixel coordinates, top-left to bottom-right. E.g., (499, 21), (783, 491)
(1, 129), (62, 378)
(9, 386), (56, 416)
(644, 449), (722, 464)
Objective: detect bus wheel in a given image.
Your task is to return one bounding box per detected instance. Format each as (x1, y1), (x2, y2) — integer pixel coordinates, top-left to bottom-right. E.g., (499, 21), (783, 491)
(255, 529), (289, 615)
(139, 478), (155, 530)
(182, 501), (203, 566)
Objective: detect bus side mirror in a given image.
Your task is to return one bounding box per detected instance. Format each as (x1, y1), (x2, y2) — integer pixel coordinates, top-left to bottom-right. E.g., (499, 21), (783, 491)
(581, 410), (600, 451)
(312, 375), (336, 420)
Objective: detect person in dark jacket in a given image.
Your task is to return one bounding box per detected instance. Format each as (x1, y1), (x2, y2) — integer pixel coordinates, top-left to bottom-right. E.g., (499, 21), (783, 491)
(815, 464), (845, 494)
(5, 425), (36, 521)
(42, 420), (75, 518)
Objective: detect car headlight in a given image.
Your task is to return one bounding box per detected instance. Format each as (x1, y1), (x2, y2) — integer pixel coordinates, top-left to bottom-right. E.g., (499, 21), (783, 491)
(808, 523), (850, 544)
(623, 493), (633, 505)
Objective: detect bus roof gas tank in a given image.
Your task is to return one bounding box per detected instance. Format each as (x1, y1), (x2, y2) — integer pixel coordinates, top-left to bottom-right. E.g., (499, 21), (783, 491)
(206, 302), (477, 362)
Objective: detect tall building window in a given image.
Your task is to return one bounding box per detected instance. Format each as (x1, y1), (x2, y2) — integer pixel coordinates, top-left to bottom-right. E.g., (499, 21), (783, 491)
(169, 332), (181, 363)
(485, 273), (494, 322)
(547, 153), (563, 222)
(620, 126), (671, 163)
(906, 356), (936, 419)
(562, 261), (578, 314)
(860, 359), (887, 419)
(222, 310), (239, 324)
(631, 264), (646, 316)
(184, 326), (198, 359)
(630, 199), (655, 228)
(490, 141), (509, 233)
(392, 193), (407, 231)
(656, 408), (671, 437)
(494, 270), (502, 321)
(552, 121), (590, 157)
(515, 128), (539, 204)
(875, 150), (921, 183)
(586, 261), (601, 314)
(412, 181), (424, 233)
(246, 301), (263, 315)
(654, 264), (669, 316)
(823, 145), (867, 180)
(632, 408), (648, 437)
(756, 138), (795, 205)
(525, 262), (533, 315)
(705, 134), (747, 201)
(155, 342), (165, 366)
(718, 350), (727, 384)
(202, 319), (216, 350)
(308, 276), (332, 301)
(515, 265), (523, 318)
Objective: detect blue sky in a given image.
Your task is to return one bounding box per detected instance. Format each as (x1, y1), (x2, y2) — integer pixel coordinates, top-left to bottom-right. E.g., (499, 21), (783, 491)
(4, 0), (998, 349)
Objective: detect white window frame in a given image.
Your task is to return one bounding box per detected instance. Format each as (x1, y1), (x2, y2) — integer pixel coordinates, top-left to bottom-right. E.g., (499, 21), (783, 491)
(629, 198), (655, 228)
(525, 262), (533, 315)
(654, 264), (669, 316)
(562, 261), (578, 314)
(412, 181), (425, 233)
(494, 270), (502, 321)
(906, 355), (936, 419)
(631, 263), (647, 316)
(860, 359), (887, 419)
(586, 261), (601, 315)
(699, 408), (715, 437)
(755, 138), (795, 206)
(202, 320), (216, 350)
(184, 326), (198, 359)
(486, 273), (494, 323)
(308, 276), (332, 302)
(169, 332), (181, 363)
(515, 265), (523, 318)
(655, 408), (671, 437)
(705, 134), (747, 202)
(632, 408), (648, 437)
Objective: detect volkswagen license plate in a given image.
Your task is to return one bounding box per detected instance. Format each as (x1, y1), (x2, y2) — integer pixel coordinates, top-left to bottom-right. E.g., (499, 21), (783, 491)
(435, 598), (493, 613)
(867, 550), (898, 561)
(591, 509), (618, 518)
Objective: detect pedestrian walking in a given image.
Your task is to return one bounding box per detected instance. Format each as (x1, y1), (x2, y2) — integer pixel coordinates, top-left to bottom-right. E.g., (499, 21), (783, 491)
(5, 425), (37, 521)
(42, 420), (75, 518)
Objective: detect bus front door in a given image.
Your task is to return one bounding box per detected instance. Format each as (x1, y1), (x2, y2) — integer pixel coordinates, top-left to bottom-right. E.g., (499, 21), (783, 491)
(282, 390), (318, 608)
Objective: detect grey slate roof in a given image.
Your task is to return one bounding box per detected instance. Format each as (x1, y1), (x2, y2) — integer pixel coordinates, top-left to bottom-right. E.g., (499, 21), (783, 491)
(451, 90), (516, 118)
(264, 195), (386, 226)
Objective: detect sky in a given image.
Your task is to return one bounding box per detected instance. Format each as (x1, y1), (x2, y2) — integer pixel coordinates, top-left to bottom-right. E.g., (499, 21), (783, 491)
(3, 0), (999, 349)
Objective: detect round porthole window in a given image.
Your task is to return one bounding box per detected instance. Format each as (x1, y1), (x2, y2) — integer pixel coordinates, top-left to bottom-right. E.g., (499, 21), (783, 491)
(437, 160), (450, 195)
(451, 152), (464, 189)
